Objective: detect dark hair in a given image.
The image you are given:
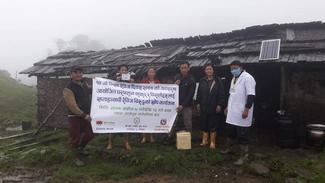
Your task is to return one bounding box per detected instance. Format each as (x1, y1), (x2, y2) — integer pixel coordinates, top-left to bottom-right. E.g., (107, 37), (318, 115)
(70, 66), (83, 73)
(118, 64), (128, 71)
(230, 60), (242, 67)
(145, 67), (158, 80)
(146, 67), (156, 75)
(179, 61), (190, 67)
(203, 63), (215, 70)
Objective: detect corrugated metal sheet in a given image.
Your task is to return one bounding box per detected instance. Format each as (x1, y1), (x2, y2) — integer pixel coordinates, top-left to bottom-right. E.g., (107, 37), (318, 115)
(188, 59), (210, 67)
(221, 56), (243, 65)
(21, 45), (184, 76)
(20, 65), (44, 74)
(220, 48), (239, 55)
(20, 36), (325, 76)
(246, 56), (259, 63)
(279, 54), (290, 62)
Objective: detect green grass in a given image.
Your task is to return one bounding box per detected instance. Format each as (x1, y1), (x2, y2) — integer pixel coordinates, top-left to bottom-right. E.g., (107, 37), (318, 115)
(1, 130), (324, 183)
(0, 74), (36, 128)
(53, 134), (223, 182)
(264, 148), (325, 183)
(0, 130), (223, 183)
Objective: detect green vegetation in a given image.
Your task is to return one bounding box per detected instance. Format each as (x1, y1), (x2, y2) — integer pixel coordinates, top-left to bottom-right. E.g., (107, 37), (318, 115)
(0, 73), (36, 128)
(264, 149), (325, 183)
(1, 130), (324, 183)
(0, 130), (222, 182)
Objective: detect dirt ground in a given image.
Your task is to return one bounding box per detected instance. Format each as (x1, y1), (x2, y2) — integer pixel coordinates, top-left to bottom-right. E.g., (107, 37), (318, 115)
(98, 174), (268, 183)
(0, 167), (268, 183)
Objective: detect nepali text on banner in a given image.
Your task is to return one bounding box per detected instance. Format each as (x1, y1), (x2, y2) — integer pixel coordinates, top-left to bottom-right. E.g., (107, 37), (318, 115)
(90, 78), (179, 133)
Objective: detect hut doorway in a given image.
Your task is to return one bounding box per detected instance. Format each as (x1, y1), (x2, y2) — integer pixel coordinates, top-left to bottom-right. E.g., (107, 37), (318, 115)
(252, 63), (281, 131)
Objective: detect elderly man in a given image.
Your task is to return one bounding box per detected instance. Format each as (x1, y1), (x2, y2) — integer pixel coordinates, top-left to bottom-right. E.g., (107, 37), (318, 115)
(224, 60), (256, 166)
(63, 66), (94, 166)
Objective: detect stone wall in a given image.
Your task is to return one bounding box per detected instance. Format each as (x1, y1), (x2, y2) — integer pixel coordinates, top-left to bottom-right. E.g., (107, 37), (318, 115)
(37, 77), (92, 128)
(37, 77), (69, 128)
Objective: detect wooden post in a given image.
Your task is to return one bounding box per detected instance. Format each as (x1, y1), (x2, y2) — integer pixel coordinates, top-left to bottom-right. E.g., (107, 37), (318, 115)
(280, 65), (286, 109)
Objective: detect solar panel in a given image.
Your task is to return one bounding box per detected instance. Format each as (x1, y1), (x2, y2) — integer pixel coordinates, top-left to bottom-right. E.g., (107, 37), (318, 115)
(259, 39), (281, 61)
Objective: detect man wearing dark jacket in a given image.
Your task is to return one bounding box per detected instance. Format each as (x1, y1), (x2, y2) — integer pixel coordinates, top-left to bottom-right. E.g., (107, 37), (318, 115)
(175, 61), (196, 131)
(63, 67), (94, 166)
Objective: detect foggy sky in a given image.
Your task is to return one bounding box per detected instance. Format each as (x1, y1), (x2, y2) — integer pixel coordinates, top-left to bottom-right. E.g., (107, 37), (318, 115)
(0, 0), (324, 85)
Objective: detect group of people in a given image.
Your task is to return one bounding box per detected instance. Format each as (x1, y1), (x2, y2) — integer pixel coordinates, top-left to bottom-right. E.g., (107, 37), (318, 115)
(62, 60), (256, 166)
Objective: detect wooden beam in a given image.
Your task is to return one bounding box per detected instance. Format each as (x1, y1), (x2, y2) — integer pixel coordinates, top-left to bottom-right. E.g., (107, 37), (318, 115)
(0, 137), (35, 149)
(0, 132), (33, 140)
(280, 65), (286, 109)
(8, 142), (41, 151)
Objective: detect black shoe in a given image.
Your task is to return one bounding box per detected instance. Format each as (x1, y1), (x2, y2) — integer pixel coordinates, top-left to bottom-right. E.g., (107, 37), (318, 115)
(163, 137), (173, 145)
(77, 147), (90, 156)
(163, 140), (169, 145)
(220, 148), (231, 154)
(74, 158), (85, 167)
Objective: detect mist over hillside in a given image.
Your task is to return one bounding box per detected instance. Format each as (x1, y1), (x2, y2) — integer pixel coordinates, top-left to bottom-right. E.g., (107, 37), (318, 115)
(0, 69), (36, 129)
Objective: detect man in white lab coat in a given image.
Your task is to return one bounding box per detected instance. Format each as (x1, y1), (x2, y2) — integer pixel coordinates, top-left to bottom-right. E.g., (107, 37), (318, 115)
(224, 60), (256, 166)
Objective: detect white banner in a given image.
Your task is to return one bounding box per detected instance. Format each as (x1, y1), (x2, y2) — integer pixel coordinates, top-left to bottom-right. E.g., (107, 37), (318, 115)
(90, 78), (179, 133)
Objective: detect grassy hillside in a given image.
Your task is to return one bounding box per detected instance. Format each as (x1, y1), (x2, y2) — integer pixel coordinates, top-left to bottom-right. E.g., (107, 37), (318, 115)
(0, 72), (37, 128)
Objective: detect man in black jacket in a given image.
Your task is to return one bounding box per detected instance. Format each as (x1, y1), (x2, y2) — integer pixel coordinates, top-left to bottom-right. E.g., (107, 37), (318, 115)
(63, 67), (94, 166)
(175, 61), (196, 132)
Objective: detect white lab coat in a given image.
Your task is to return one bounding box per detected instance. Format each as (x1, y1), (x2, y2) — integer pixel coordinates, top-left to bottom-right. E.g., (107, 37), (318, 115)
(226, 71), (256, 127)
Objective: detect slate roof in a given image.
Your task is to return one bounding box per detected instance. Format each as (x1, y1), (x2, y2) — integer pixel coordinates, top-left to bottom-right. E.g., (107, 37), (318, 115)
(21, 21), (325, 76)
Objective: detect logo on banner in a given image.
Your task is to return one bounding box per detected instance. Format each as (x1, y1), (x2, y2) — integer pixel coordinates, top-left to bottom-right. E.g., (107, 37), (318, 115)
(96, 121), (103, 125)
(160, 119), (167, 125)
(133, 117), (140, 125)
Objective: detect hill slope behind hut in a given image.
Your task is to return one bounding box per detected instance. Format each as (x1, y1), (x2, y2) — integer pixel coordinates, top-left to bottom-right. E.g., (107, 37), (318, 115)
(0, 70), (36, 129)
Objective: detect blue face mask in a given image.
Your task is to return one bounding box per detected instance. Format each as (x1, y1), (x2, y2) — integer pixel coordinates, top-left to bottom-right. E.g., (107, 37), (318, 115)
(231, 68), (242, 77)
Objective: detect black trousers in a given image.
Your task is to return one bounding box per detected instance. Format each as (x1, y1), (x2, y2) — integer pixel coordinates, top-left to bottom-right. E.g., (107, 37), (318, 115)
(226, 123), (250, 145)
(200, 112), (221, 132)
